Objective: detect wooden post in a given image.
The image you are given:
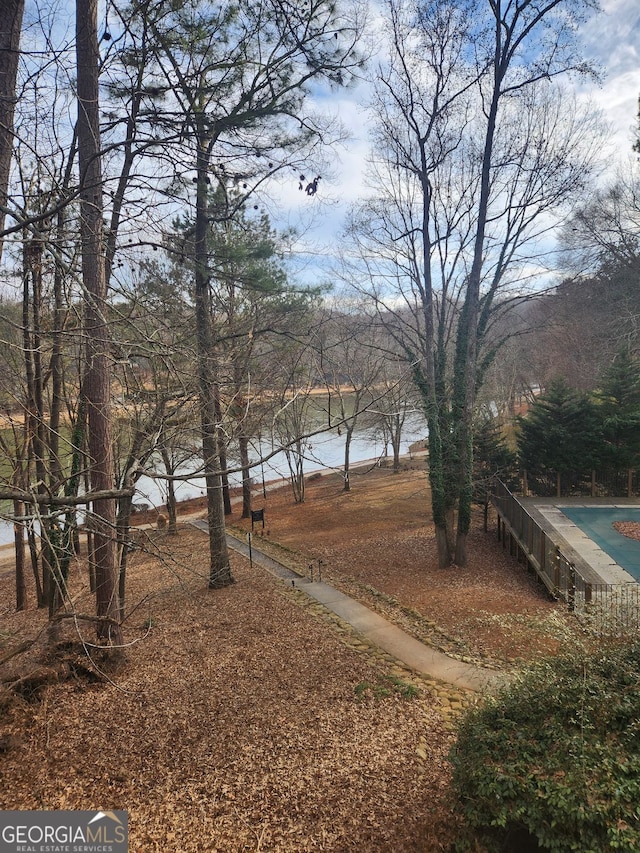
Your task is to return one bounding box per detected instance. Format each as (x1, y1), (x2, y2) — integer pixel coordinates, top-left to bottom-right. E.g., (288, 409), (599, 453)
(585, 583), (592, 605)
(568, 567), (576, 612)
(553, 548), (560, 596)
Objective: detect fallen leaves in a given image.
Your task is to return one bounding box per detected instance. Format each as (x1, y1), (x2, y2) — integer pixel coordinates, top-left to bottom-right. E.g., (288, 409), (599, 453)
(0, 527), (457, 851)
(613, 521), (640, 541)
(0, 466), (561, 850)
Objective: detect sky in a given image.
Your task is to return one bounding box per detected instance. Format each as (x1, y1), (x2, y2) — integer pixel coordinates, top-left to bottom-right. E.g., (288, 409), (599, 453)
(577, 0), (640, 154)
(12, 0), (640, 291)
(281, 0), (640, 285)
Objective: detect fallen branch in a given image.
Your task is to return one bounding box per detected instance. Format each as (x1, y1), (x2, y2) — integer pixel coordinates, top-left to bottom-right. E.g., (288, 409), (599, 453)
(52, 612), (122, 628)
(4, 665), (67, 701)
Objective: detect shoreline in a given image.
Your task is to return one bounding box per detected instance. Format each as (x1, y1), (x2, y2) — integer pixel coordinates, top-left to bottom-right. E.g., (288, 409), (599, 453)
(0, 452), (429, 558)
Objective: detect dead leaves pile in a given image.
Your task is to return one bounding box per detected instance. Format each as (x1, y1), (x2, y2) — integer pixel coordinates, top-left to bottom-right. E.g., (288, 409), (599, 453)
(0, 529), (457, 852)
(613, 521), (640, 541)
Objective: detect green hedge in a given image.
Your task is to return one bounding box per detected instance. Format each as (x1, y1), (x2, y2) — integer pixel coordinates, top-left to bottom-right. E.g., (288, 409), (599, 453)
(450, 641), (640, 851)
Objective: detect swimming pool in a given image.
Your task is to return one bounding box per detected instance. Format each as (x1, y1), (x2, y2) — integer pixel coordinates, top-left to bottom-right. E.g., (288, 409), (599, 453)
(560, 506), (640, 582)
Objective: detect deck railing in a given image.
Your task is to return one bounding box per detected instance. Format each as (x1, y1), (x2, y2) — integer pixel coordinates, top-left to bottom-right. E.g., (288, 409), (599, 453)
(580, 583), (640, 636)
(492, 479), (640, 635)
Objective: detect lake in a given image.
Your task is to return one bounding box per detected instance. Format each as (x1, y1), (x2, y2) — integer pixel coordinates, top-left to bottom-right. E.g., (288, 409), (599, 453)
(0, 413), (428, 546)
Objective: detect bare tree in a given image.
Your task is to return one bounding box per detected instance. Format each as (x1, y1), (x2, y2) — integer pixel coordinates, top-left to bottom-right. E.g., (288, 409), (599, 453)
(317, 309), (385, 491)
(366, 355), (419, 472)
(272, 344), (319, 503)
(347, 0), (602, 567)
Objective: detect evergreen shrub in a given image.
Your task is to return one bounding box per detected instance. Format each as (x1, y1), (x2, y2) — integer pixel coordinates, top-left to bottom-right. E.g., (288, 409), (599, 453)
(450, 640), (640, 851)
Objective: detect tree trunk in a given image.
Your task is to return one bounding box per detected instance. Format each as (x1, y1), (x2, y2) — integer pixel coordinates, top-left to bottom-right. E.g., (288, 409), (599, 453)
(391, 414), (401, 472)
(213, 386), (232, 515)
(14, 500), (26, 611)
(26, 235), (62, 615)
(239, 433), (252, 519)
(60, 397), (87, 587)
(193, 129), (232, 589)
(453, 78), (501, 567)
(415, 151), (454, 568)
(23, 233), (53, 607)
(285, 443), (305, 503)
(116, 494), (133, 621)
(27, 522), (43, 606)
(160, 447), (178, 534)
(76, 0), (121, 644)
(220, 450), (232, 515)
(414, 365), (452, 567)
(343, 426), (353, 491)
(0, 0), (24, 263)
(84, 467), (95, 593)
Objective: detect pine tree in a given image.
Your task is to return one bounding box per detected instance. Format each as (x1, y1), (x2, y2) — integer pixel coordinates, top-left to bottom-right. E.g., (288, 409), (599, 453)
(595, 347), (640, 472)
(517, 378), (601, 497)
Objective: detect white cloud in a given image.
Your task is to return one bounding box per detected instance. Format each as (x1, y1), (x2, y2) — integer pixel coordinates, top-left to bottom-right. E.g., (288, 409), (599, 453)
(576, 0), (640, 154)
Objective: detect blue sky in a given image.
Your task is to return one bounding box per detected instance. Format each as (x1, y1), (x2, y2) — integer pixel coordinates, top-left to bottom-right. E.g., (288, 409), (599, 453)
(18, 0), (640, 289)
(279, 0), (640, 284)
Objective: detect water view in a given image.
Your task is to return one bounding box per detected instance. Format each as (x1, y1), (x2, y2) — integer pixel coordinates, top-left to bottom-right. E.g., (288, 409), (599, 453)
(0, 412), (428, 546)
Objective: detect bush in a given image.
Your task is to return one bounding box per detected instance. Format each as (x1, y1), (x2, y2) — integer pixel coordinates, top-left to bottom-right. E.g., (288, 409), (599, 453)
(450, 640), (640, 852)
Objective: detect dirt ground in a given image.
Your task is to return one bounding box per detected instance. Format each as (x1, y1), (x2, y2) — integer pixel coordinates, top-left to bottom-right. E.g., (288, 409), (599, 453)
(0, 463), (575, 851)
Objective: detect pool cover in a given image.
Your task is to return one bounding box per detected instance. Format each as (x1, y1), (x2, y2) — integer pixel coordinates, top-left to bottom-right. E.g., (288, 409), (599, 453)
(559, 506), (640, 581)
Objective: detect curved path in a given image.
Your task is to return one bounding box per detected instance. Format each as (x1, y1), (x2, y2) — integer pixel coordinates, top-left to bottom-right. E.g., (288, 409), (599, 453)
(192, 521), (506, 694)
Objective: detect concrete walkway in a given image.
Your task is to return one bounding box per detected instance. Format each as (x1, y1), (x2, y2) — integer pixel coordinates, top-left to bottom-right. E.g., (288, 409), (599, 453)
(193, 521), (506, 693)
(292, 579), (504, 692)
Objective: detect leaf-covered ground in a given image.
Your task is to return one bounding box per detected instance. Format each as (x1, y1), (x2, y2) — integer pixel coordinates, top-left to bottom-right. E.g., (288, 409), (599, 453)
(231, 466), (572, 667)
(0, 465), (572, 851)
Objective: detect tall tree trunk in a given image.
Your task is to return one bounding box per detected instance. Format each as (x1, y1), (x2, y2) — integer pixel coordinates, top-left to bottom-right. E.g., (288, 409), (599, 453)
(0, 0), (24, 263)
(27, 235), (61, 614)
(14, 500), (25, 610)
(22, 233), (54, 606)
(116, 493), (133, 621)
(413, 153), (453, 568)
(193, 127), (232, 588)
(76, 0), (121, 643)
(213, 385), (232, 515)
(453, 77), (501, 568)
(343, 426), (353, 492)
(239, 433), (252, 519)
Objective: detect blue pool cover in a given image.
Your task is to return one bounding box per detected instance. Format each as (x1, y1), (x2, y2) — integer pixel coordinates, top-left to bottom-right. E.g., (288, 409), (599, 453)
(560, 506), (640, 581)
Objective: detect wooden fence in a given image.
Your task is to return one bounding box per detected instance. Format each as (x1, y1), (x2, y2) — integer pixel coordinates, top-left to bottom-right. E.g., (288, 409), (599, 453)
(492, 479), (640, 635)
(523, 468), (640, 499)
